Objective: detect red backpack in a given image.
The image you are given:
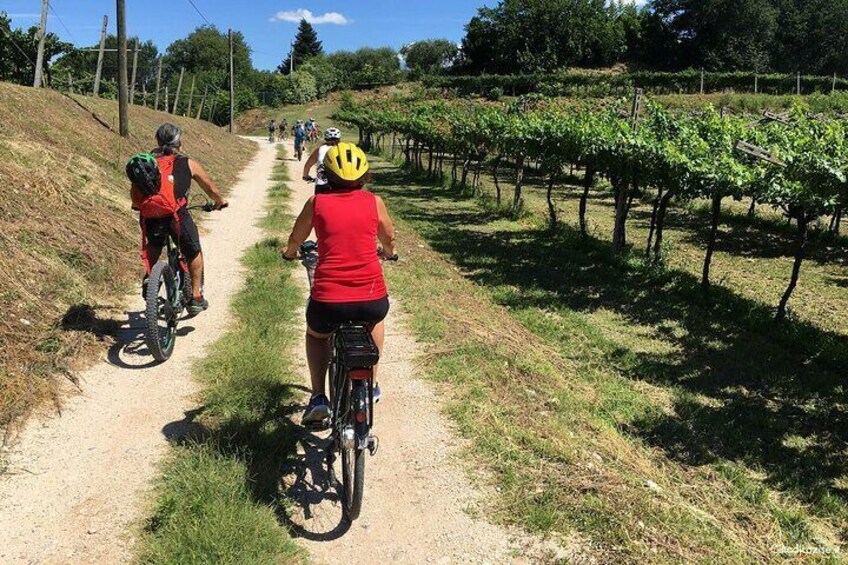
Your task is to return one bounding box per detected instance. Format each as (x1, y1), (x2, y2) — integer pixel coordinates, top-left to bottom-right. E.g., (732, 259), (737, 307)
(129, 154), (187, 273)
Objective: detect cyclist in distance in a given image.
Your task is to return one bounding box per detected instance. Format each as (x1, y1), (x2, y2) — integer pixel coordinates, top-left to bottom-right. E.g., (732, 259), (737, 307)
(293, 120), (307, 159)
(131, 123), (227, 315)
(304, 117), (315, 139)
(302, 127), (342, 194)
(268, 119), (277, 142)
(279, 118), (288, 140)
(282, 142), (397, 424)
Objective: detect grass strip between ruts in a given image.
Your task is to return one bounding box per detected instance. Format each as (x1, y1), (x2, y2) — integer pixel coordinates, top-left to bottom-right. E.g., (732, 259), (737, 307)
(138, 148), (306, 564)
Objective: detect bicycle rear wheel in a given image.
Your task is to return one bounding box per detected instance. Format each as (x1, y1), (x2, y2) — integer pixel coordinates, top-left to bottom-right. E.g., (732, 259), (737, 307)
(145, 262), (178, 362)
(341, 380), (367, 521)
(341, 434), (365, 521)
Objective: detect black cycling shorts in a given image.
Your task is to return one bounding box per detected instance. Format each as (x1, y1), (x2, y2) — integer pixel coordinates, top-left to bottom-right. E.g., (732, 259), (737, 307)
(306, 296), (390, 335)
(144, 208), (202, 262)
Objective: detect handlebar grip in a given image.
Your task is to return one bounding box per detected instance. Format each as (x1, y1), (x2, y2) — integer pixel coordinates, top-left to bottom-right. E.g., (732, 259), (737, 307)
(384, 254), (399, 262)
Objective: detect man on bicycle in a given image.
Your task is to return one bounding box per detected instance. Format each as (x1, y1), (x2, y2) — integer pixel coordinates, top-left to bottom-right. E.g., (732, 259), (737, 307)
(302, 127), (341, 194)
(268, 119), (277, 142)
(131, 123), (227, 315)
(282, 143), (397, 424)
(279, 118), (288, 140)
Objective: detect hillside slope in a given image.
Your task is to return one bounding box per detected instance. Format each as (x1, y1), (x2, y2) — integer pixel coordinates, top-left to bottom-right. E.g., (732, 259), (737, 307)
(0, 83), (255, 437)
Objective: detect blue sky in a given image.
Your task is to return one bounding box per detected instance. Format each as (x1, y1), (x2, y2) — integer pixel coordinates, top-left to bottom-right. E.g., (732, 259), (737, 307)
(2, 0), (505, 70)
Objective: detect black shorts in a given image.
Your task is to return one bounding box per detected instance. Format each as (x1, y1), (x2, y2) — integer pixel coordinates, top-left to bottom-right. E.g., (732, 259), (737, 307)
(144, 208), (202, 262)
(306, 296), (390, 335)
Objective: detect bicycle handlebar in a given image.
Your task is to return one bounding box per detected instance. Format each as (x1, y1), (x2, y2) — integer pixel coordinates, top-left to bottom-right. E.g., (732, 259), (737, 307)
(187, 201), (228, 212)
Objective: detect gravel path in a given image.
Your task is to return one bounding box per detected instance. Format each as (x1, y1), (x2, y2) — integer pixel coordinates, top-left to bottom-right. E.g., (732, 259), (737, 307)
(280, 154), (565, 564)
(0, 138), (278, 564)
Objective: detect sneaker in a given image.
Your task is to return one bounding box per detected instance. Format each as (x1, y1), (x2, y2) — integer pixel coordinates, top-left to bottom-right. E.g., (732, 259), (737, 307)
(373, 383), (381, 404)
(302, 394), (331, 425)
(187, 295), (209, 316)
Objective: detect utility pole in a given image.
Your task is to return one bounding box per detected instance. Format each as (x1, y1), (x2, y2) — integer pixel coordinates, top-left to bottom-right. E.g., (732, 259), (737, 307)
(289, 40), (295, 74)
(67, 73), (73, 93)
(117, 0), (128, 137)
(173, 67), (185, 115)
(129, 40), (139, 104)
(165, 86), (169, 114)
(228, 29), (234, 133)
(33, 0), (49, 87)
(154, 58), (162, 110)
(93, 15), (108, 97)
(142, 84), (147, 107)
(196, 85), (208, 120)
(186, 75), (195, 117)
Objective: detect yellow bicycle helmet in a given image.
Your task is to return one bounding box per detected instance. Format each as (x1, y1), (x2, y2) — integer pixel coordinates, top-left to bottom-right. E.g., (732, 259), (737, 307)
(323, 142), (369, 188)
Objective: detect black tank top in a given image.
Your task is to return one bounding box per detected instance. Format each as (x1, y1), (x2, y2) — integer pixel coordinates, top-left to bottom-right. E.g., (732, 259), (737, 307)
(172, 155), (192, 201)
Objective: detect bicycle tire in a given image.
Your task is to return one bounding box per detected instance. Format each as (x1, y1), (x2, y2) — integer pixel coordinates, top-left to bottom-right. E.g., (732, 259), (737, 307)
(341, 435), (365, 521)
(145, 262), (177, 362)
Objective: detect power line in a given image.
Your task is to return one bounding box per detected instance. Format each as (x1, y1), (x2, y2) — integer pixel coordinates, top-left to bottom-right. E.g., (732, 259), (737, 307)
(185, 0), (213, 26)
(47, 1), (77, 43)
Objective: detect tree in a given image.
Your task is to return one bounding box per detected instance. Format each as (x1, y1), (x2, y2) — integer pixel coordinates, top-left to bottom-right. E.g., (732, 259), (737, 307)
(400, 39), (458, 77)
(278, 19), (323, 73)
(165, 26), (252, 79)
(0, 12), (71, 86)
(52, 36), (158, 93)
(639, 0), (779, 71)
(460, 0), (629, 74)
(327, 47), (402, 88)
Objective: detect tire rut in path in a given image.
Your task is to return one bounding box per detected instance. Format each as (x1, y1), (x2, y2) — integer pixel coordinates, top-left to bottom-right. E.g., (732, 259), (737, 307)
(279, 154), (560, 564)
(0, 139), (279, 565)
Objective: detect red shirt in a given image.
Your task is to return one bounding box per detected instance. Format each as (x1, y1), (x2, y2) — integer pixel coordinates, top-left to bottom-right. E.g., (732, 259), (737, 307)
(311, 190), (388, 303)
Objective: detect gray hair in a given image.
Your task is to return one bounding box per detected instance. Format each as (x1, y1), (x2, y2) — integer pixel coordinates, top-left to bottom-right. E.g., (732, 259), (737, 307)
(155, 123), (182, 154)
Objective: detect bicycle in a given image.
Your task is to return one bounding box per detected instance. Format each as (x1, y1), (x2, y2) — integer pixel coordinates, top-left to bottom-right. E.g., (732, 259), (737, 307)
(293, 240), (397, 521)
(143, 200), (227, 362)
(294, 138), (305, 161)
(268, 129), (276, 143)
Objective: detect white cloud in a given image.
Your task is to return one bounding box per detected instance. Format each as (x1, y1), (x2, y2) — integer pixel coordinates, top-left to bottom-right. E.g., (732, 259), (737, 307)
(269, 9), (351, 25)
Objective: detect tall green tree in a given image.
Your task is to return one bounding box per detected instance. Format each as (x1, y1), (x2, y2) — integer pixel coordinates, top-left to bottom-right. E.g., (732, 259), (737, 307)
(0, 12), (71, 86)
(400, 39), (458, 77)
(638, 0), (779, 71)
(460, 0), (629, 74)
(278, 19), (323, 73)
(52, 36), (158, 92)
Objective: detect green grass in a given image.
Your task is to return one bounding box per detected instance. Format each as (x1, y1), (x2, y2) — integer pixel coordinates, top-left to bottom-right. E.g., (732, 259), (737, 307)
(139, 149), (306, 564)
(368, 155), (847, 563)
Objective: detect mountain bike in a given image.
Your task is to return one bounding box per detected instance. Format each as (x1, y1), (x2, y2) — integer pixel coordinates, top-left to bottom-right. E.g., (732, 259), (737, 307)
(144, 200), (226, 362)
(294, 240), (397, 521)
(268, 129), (276, 143)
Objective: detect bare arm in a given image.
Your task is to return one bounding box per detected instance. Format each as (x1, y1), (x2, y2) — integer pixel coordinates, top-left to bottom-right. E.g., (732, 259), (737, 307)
(282, 197), (315, 259)
(302, 147), (320, 180)
(375, 195), (396, 257)
(188, 159), (227, 208)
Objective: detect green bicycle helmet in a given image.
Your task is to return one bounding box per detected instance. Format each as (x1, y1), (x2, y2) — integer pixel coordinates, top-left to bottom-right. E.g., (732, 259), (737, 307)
(126, 153), (161, 196)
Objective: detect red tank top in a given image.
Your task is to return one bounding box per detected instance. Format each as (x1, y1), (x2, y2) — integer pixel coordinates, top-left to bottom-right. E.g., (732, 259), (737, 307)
(311, 190), (388, 303)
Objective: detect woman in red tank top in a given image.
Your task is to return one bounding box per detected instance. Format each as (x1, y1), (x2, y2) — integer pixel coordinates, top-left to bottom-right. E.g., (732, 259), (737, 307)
(282, 142), (397, 424)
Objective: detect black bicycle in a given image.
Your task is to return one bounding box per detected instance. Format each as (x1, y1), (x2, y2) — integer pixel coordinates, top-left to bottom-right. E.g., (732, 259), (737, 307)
(295, 240), (396, 521)
(144, 200), (226, 362)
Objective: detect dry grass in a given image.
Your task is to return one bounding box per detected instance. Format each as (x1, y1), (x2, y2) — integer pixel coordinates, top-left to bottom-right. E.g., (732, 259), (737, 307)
(0, 82), (255, 438)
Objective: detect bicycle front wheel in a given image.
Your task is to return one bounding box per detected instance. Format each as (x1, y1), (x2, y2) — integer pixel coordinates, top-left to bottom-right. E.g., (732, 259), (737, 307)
(145, 262), (178, 362)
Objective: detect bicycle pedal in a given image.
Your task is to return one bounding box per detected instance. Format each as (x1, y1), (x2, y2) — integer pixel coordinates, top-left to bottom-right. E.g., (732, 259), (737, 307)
(368, 435), (379, 456)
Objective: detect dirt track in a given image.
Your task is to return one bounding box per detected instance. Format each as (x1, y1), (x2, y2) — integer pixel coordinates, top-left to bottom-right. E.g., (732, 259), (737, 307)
(0, 139), (567, 564)
(280, 152), (564, 564)
(0, 138), (278, 564)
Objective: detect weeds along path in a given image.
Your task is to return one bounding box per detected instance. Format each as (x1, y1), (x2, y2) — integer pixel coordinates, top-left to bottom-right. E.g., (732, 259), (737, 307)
(0, 138), (279, 564)
(281, 157), (554, 564)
